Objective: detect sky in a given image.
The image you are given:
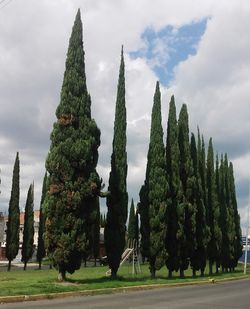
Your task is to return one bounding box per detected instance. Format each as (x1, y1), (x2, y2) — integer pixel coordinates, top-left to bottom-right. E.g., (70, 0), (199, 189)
(0, 0), (250, 231)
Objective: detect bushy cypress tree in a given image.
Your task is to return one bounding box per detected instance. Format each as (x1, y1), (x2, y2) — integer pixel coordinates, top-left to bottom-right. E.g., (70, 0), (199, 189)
(178, 104), (196, 278)
(6, 152), (20, 271)
(229, 162), (242, 269)
(37, 172), (48, 269)
(127, 199), (138, 247)
(45, 10), (101, 281)
(190, 133), (208, 277)
(165, 95), (181, 278)
(206, 138), (222, 275)
(104, 47), (128, 279)
(145, 82), (168, 278)
(21, 184), (34, 270)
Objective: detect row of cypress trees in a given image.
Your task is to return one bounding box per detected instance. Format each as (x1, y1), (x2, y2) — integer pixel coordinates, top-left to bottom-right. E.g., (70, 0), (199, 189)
(5, 10), (241, 282)
(138, 85), (242, 278)
(5, 152), (35, 270)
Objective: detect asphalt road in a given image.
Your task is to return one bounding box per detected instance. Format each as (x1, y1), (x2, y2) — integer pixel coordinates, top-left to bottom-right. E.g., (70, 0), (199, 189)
(1, 278), (250, 309)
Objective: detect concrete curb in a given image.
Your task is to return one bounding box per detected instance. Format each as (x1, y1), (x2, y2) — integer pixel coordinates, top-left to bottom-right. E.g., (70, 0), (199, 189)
(0, 275), (249, 304)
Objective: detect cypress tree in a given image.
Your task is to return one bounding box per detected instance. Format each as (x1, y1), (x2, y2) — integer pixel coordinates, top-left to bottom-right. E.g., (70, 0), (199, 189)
(92, 197), (100, 266)
(223, 154), (236, 272)
(6, 152), (20, 271)
(104, 47), (128, 279)
(146, 82), (168, 278)
(138, 182), (150, 262)
(165, 95), (181, 278)
(229, 162), (242, 269)
(206, 138), (222, 275)
(127, 199), (139, 247)
(21, 184), (34, 270)
(45, 10), (101, 281)
(190, 133), (208, 277)
(37, 172), (48, 269)
(178, 104), (196, 278)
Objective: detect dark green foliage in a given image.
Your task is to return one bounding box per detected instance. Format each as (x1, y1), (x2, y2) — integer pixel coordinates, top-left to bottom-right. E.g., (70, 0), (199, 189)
(92, 197), (100, 266)
(218, 155), (235, 271)
(138, 182), (150, 259)
(165, 96), (181, 277)
(105, 47), (128, 278)
(6, 152), (20, 271)
(21, 184), (34, 270)
(177, 104), (196, 277)
(127, 199), (139, 247)
(45, 10), (101, 280)
(229, 162), (242, 268)
(190, 133), (208, 276)
(206, 138), (222, 275)
(37, 173), (48, 269)
(146, 82), (168, 278)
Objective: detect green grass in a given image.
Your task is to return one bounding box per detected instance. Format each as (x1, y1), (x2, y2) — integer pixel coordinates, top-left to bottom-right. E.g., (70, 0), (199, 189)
(0, 262), (249, 297)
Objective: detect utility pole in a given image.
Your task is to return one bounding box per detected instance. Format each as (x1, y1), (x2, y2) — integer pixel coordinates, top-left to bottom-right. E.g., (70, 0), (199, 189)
(244, 185), (250, 275)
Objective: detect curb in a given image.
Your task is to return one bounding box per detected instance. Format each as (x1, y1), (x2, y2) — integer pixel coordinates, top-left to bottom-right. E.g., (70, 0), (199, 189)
(0, 275), (249, 304)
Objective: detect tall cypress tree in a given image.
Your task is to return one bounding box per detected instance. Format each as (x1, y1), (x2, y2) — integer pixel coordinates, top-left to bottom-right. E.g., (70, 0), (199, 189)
(206, 138), (222, 275)
(104, 47), (128, 279)
(190, 133), (208, 277)
(21, 184), (34, 270)
(145, 82), (168, 278)
(37, 172), (48, 269)
(127, 199), (138, 247)
(178, 104), (196, 278)
(45, 10), (101, 281)
(165, 95), (181, 278)
(229, 162), (242, 269)
(6, 152), (20, 271)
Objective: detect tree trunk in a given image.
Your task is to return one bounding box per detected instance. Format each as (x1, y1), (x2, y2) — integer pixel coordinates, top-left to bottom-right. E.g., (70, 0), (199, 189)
(168, 270), (172, 279)
(50, 264), (52, 269)
(94, 258), (97, 267)
(7, 260), (11, 271)
(38, 261), (42, 270)
(151, 269), (156, 279)
(192, 269), (196, 277)
(180, 269), (185, 278)
(200, 269), (205, 277)
(58, 270), (66, 282)
(23, 262), (27, 271)
(209, 260), (213, 275)
(111, 269), (117, 280)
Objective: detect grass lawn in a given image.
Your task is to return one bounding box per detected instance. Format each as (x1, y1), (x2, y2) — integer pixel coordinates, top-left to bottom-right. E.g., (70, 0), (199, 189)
(0, 262), (249, 297)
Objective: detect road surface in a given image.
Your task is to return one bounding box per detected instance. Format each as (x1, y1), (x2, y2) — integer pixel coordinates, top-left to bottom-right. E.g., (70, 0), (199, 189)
(1, 278), (250, 308)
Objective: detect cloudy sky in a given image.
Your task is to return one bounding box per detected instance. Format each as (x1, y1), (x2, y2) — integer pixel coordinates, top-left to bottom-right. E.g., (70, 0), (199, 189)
(0, 0), (250, 230)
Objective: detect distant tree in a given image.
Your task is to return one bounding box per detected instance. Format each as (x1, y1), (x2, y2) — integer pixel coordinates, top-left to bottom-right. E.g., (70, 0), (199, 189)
(190, 133), (208, 277)
(45, 10), (101, 281)
(220, 154), (236, 272)
(146, 82), (168, 278)
(178, 104), (196, 278)
(92, 197), (100, 267)
(228, 162), (243, 269)
(206, 138), (222, 275)
(127, 199), (139, 247)
(104, 47), (128, 279)
(6, 152), (20, 271)
(165, 96), (181, 278)
(37, 172), (48, 269)
(21, 184), (34, 270)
